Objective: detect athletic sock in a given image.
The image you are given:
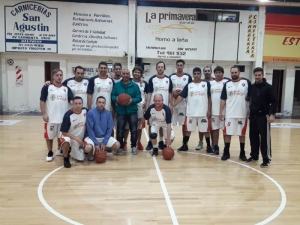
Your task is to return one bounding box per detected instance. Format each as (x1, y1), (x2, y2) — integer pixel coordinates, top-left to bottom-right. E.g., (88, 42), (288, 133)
(240, 143), (245, 155)
(224, 142), (230, 153)
(183, 136), (190, 145)
(205, 137), (211, 147)
(159, 136), (163, 142)
(153, 144), (158, 148)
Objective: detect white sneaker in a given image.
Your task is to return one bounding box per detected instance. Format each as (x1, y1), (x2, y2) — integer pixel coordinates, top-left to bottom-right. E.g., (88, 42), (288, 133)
(55, 149), (63, 156)
(196, 141), (203, 150)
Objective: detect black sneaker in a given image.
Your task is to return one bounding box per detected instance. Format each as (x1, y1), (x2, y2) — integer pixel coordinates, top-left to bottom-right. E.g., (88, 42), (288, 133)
(145, 141), (153, 151)
(260, 161), (271, 168)
(221, 152), (230, 160)
(152, 148), (158, 157)
(246, 157), (258, 163)
(239, 155), (247, 161)
(206, 146), (213, 154)
(158, 141), (166, 150)
(64, 158), (71, 168)
(177, 144), (188, 151)
(213, 145), (219, 155)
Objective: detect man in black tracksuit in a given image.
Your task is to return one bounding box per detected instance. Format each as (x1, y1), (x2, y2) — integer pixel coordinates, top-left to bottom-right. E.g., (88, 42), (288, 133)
(247, 67), (278, 168)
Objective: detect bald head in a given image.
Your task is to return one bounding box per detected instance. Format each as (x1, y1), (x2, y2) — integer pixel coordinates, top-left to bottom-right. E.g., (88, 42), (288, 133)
(121, 68), (130, 83)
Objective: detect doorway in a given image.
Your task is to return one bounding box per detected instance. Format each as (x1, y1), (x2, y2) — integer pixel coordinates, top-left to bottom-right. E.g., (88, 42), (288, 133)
(272, 70), (284, 113)
(44, 61), (60, 82)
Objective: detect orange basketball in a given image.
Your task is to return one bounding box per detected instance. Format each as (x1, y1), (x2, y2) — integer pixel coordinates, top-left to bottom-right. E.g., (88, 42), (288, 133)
(162, 147), (174, 160)
(94, 151), (107, 163)
(117, 93), (131, 105)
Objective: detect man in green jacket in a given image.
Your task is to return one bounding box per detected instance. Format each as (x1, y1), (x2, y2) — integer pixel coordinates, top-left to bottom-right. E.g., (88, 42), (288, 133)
(111, 69), (142, 155)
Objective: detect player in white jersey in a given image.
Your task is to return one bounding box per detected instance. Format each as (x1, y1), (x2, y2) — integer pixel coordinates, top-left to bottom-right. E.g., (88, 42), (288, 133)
(63, 66), (89, 108)
(172, 67), (213, 153)
(111, 62), (122, 83)
(40, 69), (74, 162)
(210, 66), (230, 155)
(219, 66), (251, 161)
(145, 61), (173, 150)
(87, 61), (115, 111)
(132, 66), (148, 150)
(140, 94), (174, 157)
(169, 60), (192, 151)
(60, 97), (94, 168)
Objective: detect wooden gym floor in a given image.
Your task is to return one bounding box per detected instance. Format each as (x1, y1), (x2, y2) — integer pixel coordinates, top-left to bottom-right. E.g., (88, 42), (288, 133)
(0, 114), (299, 225)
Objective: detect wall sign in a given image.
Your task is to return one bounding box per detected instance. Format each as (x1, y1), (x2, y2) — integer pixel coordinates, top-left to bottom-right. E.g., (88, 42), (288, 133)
(245, 14), (257, 58)
(4, 1), (58, 53)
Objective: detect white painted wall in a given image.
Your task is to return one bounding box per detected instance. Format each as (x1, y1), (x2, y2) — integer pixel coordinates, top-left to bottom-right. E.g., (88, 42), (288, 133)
(0, 53), (127, 111)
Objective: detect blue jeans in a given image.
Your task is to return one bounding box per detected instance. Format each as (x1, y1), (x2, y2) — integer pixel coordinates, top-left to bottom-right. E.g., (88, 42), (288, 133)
(116, 113), (138, 148)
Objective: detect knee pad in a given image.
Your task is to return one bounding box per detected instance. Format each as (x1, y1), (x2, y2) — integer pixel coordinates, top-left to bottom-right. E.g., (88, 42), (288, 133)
(150, 133), (157, 139)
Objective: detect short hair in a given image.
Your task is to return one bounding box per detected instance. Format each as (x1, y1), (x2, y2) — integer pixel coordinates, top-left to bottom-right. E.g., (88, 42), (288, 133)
(203, 66), (212, 72)
(231, 65), (240, 72)
(214, 66), (224, 73)
(74, 66), (84, 73)
(113, 63), (122, 69)
(193, 67), (201, 73)
(96, 96), (106, 103)
(156, 61), (166, 69)
(253, 67), (264, 74)
(132, 66), (143, 74)
(52, 69), (63, 75)
(98, 61), (107, 68)
(73, 96), (83, 103)
(176, 59), (185, 65)
(153, 93), (163, 100)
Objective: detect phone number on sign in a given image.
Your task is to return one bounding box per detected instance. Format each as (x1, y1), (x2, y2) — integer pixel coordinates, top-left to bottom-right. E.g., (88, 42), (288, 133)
(157, 51), (186, 56)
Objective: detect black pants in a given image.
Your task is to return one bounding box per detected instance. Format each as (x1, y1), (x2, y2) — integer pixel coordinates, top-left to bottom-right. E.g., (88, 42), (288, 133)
(249, 114), (272, 162)
(116, 113), (138, 148)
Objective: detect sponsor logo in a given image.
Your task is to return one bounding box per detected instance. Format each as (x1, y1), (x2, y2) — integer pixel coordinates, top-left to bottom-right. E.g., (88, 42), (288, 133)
(50, 125), (54, 131)
(242, 83), (245, 87)
(227, 122), (231, 126)
(96, 87), (102, 93)
(238, 121), (243, 125)
(202, 84), (205, 87)
(84, 83), (87, 86)
(183, 78), (186, 81)
(50, 94), (56, 100)
(189, 119), (192, 124)
(201, 119), (207, 123)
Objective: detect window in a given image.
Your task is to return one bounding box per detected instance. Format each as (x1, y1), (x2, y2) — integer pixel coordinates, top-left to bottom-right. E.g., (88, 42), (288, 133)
(196, 10), (239, 22)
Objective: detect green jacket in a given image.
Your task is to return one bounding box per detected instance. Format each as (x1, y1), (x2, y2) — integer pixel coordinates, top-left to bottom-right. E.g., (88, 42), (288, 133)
(111, 80), (142, 115)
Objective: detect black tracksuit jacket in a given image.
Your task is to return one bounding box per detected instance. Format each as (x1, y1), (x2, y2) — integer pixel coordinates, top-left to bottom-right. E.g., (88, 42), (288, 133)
(249, 78), (278, 116)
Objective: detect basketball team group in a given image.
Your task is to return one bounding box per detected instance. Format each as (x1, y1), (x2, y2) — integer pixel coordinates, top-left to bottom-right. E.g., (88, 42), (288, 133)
(40, 60), (278, 168)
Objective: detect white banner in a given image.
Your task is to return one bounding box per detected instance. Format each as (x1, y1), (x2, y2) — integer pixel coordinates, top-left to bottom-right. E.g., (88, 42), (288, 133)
(137, 7), (214, 60)
(1, 0), (128, 56)
(5, 1), (58, 53)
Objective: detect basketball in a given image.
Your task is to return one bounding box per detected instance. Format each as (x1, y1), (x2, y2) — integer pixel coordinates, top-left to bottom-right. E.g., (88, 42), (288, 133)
(118, 93), (131, 105)
(94, 151), (107, 163)
(162, 147), (174, 160)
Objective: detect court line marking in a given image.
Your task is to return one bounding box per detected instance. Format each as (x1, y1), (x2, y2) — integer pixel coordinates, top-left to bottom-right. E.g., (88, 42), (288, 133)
(143, 129), (179, 225)
(11, 112), (24, 116)
(184, 152), (286, 225)
(37, 163), (83, 225)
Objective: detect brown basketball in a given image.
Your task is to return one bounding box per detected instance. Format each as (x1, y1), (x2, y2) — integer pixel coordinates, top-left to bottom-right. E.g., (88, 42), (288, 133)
(94, 151), (107, 163)
(162, 147), (175, 160)
(117, 93), (131, 105)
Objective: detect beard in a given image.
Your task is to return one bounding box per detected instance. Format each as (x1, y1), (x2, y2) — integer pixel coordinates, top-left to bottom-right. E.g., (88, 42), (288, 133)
(231, 75), (239, 80)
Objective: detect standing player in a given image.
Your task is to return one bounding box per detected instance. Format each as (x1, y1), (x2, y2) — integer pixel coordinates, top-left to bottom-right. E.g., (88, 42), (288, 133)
(210, 66), (230, 155)
(145, 61), (173, 150)
(111, 63), (122, 83)
(139, 94), (174, 157)
(63, 66), (89, 108)
(172, 67), (212, 153)
(219, 66), (251, 161)
(111, 69), (142, 155)
(196, 66), (214, 151)
(40, 69), (74, 162)
(169, 60), (192, 151)
(87, 61), (115, 110)
(60, 96), (94, 168)
(132, 66), (148, 150)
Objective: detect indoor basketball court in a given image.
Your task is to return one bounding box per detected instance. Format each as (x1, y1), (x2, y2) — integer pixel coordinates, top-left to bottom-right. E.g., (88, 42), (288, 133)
(0, 113), (299, 225)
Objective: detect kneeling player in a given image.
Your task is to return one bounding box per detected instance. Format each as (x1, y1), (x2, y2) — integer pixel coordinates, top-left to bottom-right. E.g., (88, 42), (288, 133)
(60, 97), (93, 168)
(139, 94), (174, 157)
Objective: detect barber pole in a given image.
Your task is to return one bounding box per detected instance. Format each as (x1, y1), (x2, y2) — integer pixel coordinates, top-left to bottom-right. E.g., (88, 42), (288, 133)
(15, 66), (23, 86)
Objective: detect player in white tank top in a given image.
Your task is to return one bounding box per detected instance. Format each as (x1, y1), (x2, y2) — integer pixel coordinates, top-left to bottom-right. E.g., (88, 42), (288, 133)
(219, 66), (251, 161)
